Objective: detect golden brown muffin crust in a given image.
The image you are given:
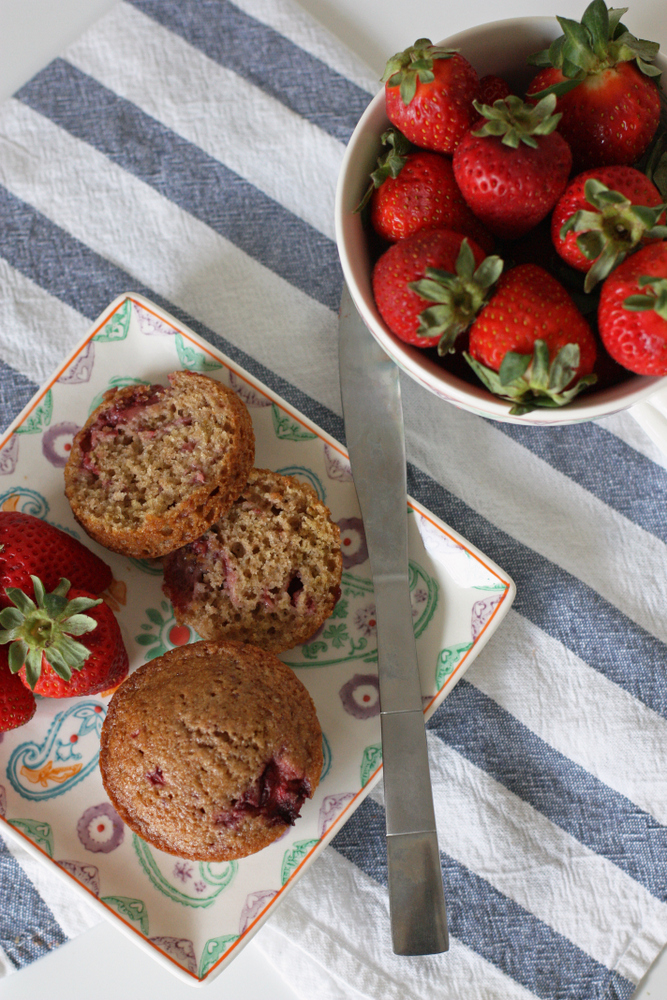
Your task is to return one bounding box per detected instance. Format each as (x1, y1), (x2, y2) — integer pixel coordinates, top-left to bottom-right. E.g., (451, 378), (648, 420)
(99, 639), (323, 861)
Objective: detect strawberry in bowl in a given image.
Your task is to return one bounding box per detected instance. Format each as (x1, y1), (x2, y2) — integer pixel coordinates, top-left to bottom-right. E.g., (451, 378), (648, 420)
(452, 93), (572, 240)
(598, 242), (667, 375)
(526, 0), (661, 172)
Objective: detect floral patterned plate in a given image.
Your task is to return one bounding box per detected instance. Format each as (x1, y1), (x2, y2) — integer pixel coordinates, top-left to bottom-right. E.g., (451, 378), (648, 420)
(0, 294), (515, 985)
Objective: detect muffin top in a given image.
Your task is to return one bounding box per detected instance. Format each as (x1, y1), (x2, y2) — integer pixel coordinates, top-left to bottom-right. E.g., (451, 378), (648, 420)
(162, 468), (342, 651)
(99, 639), (323, 861)
(64, 370), (255, 559)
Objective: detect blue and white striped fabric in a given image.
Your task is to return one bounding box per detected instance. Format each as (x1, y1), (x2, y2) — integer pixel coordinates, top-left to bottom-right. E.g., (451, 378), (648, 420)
(1, 1), (667, 997)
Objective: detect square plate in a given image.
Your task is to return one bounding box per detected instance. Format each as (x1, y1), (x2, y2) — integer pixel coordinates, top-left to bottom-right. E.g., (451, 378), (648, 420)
(0, 294), (515, 985)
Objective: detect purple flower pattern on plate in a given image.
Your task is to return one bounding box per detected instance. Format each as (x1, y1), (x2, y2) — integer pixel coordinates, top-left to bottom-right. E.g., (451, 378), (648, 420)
(229, 369), (271, 406)
(354, 603), (377, 638)
(174, 861), (193, 883)
(471, 594), (503, 639)
(324, 444), (352, 482)
(42, 422), (80, 467)
(150, 937), (197, 975)
(58, 342), (95, 384)
(339, 673), (380, 719)
(135, 303), (177, 337)
(0, 436), (19, 476)
(318, 792), (355, 838)
(58, 860), (100, 895)
(77, 802), (125, 854)
(240, 890), (278, 934)
(337, 517), (368, 569)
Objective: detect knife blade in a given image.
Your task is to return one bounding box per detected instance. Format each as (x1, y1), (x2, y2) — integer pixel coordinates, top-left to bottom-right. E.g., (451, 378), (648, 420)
(338, 282), (448, 956)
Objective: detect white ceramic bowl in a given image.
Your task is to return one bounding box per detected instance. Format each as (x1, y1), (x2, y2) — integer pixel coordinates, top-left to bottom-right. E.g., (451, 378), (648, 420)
(335, 16), (667, 426)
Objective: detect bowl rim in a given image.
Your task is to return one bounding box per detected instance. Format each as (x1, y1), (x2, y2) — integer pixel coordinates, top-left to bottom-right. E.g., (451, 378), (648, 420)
(334, 15), (667, 425)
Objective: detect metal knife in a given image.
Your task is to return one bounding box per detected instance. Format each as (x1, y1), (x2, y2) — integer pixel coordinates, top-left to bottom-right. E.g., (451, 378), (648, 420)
(338, 282), (449, 956)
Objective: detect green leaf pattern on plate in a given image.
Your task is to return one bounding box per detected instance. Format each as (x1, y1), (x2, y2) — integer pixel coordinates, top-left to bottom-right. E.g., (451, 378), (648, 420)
(101, 895), (150, 935)
(287, 561), (438, 667)
(198, 935), (239, 978)
(281, 839), (319, 885)
(133, 835), (237, 908)
(9, 818), (54, 857)
(14, 390), (52, 435)
(360, 743), (382, 787)
(272, 404), (317, 441)
(175, 332), (223, 371)
(135, 600), (198, 660)
(94, 298), (132, 342)
(436, 642), (474, 689)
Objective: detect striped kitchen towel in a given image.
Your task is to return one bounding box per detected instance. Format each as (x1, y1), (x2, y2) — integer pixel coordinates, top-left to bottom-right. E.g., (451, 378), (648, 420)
(1, 1), (667, 997)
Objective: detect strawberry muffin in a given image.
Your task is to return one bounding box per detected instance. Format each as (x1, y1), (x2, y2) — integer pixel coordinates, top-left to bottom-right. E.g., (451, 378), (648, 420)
(99, 639), (323, 861)
(64, 371), (255, 559)
(162, 469), (342, 652)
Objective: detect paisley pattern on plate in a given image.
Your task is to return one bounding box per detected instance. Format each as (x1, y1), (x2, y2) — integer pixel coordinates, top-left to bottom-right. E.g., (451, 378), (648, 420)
(0, 295), (514, 984)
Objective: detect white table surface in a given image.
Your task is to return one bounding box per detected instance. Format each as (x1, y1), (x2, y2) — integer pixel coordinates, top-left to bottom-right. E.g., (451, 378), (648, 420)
(1, 0), (667, 997)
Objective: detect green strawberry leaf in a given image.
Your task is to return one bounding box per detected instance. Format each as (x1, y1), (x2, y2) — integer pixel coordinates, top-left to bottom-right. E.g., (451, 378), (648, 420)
(25, 649), (42, 689)
(62, 614), (99, 636)
(0, 608), (23, 630)
(498, 351), (531, 386)
(4, 588), (36, 616)
(549, 344), (580, 392)
(557, 15), (597, 72)
(608, 8), (629, 37)
(8, 640), (28, 674)
(581, 0), (610, 58)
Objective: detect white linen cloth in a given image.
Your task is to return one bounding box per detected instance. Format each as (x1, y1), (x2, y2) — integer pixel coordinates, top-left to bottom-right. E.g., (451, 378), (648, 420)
(1, 2), (667, 998)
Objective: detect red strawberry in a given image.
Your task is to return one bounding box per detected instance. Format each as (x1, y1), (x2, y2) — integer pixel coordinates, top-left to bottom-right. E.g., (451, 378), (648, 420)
(359, 129), (494, 250)
(0, 647), (36, 731)
(465, 263), (598, 413)
(526, 0), (661, 171)
(0, 576), (128, 698)
(382, 39), (479, 154)
(598, 242), (667, 375)
(372, 229), (496, 348)
(0, 512), (112, 608)
(551, 166), (667, 291)
(452, 94), (572, 240)
(478, 74), (512, 104)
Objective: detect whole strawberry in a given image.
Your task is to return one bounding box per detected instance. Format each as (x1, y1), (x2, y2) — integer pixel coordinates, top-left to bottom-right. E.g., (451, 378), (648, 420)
(0, 512), (112, 608)
(452, 94), (572, 240)
(0, 575), (128, 697)
(551, 166), (667, 291)
(372, 229), (498, 348)
(527, 0), (661, 171)
(465, 263), (598, 413)
(382, 39), (479, 154)
(598, 242), (667, 375)
(359, 129), (494, 250)
(0, 647), (36, 731)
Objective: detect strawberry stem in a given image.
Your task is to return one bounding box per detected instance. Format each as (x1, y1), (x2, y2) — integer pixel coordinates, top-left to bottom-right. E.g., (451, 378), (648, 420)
(560, 178), (667, 292)
(0, 576), (101, 689)
(465, 340), (598, 414)
(527, 0), (660, 96)
(408, 241), (504, 352)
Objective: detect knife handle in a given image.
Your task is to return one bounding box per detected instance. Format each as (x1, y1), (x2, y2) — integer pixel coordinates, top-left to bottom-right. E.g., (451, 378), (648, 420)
(387, 830), (449, 955)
